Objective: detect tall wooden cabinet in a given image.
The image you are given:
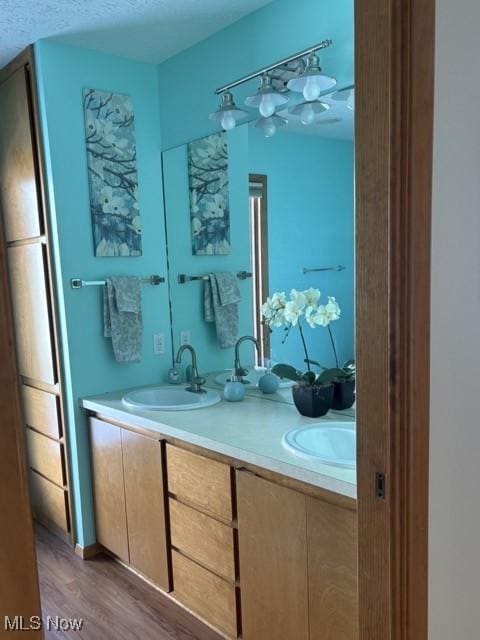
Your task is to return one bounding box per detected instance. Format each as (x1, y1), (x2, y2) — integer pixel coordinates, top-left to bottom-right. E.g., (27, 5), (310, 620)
(0, 50), (72, 541)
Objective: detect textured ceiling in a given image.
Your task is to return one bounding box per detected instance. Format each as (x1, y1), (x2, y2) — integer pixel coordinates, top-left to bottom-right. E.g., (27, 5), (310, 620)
(0, 0), (272, 67)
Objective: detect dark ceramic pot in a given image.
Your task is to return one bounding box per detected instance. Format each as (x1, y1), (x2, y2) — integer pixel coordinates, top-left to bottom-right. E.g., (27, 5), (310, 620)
(292, 384), (334, 418)
(331, 379), (356, 411)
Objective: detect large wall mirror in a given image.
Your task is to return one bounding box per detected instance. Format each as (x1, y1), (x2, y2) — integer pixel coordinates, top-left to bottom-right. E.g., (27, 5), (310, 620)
(162, 74), (355, 401)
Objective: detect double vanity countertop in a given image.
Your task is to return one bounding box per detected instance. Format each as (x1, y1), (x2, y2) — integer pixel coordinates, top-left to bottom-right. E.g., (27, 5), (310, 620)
(81, 380), (356, 500)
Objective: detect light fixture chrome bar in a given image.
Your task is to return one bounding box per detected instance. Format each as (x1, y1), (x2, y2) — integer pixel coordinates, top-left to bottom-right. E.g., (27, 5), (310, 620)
(178, 270), (253, 284)
(214, 39), (333, 95)
(302, 265), (346, 274)
(70, 275), (165, 289)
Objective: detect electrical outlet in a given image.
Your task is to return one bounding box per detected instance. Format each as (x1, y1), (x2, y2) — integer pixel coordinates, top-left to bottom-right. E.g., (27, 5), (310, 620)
(153, 333), (165, 355)
(180, 330), (191, 346)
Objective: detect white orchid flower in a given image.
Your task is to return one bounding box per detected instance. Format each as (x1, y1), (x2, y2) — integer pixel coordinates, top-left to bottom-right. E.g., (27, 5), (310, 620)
(289, 289), (307, 309)
(284, 301), (302, 326)
(270, 308), (286, 327)
(310, 305), (331, 327)
(325, 296), (341, 321)
(270, 292), (287, 309)
(305, 308), (319, 328)
(304, 287), (321, 308)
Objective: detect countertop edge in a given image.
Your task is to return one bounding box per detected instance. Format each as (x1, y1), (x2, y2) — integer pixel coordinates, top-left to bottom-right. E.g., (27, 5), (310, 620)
(81, 397), (357, 502)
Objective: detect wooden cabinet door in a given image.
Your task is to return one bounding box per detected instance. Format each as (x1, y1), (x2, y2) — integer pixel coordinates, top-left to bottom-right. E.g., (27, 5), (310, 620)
(7, 243), (56, 384)
(121, 429), (170, 591)
(0, 67), (41, 242)
(236, 471), (309, 640)
(307, 498), (359, 640)
(89, 418), (129, 562)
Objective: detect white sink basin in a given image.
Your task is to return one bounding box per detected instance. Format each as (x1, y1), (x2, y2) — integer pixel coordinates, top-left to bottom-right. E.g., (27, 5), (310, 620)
(283, 422), (356, 469)
(122, 386), (221, 411)
(214, 367), (293, 389)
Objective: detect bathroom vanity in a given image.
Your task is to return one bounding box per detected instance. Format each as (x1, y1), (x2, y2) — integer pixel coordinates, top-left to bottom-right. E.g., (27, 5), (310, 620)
(83, 390), (358, 640)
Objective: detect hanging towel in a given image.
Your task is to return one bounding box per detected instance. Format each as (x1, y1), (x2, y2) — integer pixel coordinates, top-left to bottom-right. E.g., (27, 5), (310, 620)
(103, 276), (143, 363)
(204, 272), (241, 349)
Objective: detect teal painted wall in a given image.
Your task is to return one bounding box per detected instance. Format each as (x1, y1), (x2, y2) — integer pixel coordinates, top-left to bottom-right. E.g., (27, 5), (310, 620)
(163, 125), (254, 374)
(248, 128), (355, 370)
(157, 0), (354, 149)
(34, 40), (172, 546)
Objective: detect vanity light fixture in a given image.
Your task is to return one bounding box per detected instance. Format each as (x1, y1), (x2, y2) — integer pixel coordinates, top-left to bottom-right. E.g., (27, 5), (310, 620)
(209, 39), (334, 132)
(289, 100), (330, 125)
(287, 52), (337, 101)
(245, 73), (290, 118)
(254, 114), (288, 138)
(209, 91), (248, 131)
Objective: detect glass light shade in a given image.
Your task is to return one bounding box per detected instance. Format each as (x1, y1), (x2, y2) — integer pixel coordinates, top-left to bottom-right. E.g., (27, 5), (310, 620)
(300, 103), (315, 125)
(221, 114), (236, 130)
(245, 74), (289, 116)
(347, 90), (355, 111)
(209, 91), (248, 131)
(287, 53), (336, 99)
(254, 115), (288, 138)
(288, 100), (330, 124)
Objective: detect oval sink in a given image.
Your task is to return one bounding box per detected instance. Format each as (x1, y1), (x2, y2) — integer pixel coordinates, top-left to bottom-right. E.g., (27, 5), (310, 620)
(214, 367), (293, 389)
(283, 422), (356, 469)
(122, 386), (221, 411)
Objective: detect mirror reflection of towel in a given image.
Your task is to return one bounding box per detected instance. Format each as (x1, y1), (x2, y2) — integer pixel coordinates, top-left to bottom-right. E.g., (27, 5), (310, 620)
(204, 272), (241, 348)
(103, 276), (143, 363)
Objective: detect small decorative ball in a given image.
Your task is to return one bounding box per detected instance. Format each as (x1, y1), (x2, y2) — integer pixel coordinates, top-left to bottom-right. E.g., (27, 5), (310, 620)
(258, 373), (280, 394)
(223, 381), (246, 402)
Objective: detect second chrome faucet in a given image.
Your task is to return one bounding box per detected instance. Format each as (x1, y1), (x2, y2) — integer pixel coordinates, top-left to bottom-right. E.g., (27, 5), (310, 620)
(175, 344), (206, 393)
(232, 336), (260, 384)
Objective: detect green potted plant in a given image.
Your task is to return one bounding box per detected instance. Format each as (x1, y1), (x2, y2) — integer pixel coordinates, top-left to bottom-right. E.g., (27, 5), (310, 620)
(262, 288), (345, 418)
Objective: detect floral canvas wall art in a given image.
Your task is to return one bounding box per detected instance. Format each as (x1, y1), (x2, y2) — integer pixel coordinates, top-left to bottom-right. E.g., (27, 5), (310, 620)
(83, 89), (142, 257)
(188, 132), (230, 255)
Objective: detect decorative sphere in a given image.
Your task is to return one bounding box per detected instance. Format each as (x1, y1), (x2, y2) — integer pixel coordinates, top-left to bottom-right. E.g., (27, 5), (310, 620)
(258, 373), (280, 394)
(223, 381), (246, 402)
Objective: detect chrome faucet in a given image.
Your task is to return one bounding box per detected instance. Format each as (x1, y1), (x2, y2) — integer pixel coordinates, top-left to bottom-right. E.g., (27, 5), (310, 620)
(232, 336), (260, 383)
(175, 345), (206, 393)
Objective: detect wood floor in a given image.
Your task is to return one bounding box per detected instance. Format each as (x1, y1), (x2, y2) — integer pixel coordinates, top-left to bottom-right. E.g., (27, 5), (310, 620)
(36, 526), (202, 640)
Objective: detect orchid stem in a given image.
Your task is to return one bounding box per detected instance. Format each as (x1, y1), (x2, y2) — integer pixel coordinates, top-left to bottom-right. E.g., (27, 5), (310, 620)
(328, 325), (339, 368)
(298, 321), (311, 372)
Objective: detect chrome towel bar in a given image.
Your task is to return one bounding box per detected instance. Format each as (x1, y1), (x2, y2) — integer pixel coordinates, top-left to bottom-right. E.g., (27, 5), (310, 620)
(70, 275), (165, 289)
(302, 265), (346, 274)
(177, 270), (253, 284)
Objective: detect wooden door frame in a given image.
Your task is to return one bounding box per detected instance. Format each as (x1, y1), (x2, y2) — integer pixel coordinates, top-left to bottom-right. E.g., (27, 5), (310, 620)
(356, 0), (434, 638)
(0, 0), (435, 635)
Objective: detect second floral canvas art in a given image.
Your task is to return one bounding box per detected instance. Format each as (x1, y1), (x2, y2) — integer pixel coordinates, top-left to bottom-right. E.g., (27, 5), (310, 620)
(188, 132), (231, 255)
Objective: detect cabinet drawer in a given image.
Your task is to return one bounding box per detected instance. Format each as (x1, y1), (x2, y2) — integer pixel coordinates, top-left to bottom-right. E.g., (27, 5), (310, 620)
(166, 445), (232, 522)
(169, 498), (235, 581)
(25, 427), (65, 487)
(22, 385), (61, 439)
(29, 469), (69, 533)
(172, 550), (237, 638)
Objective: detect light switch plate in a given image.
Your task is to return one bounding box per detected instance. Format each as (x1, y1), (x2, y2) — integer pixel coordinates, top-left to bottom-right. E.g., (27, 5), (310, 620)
(153, 333), (165, 355)
(180, 330), (191, 346)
